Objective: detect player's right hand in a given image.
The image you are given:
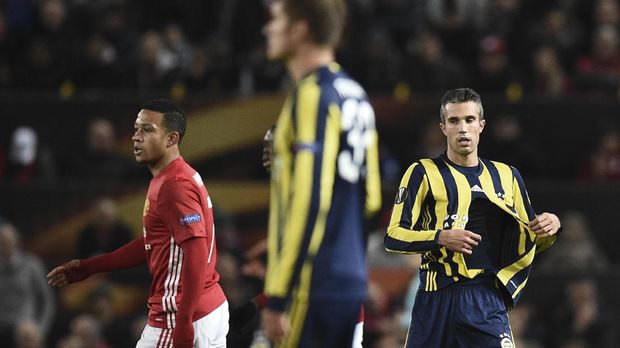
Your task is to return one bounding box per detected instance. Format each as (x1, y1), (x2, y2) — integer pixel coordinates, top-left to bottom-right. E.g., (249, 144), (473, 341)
(437, 229), (481, 254)
(47, 259), (85, 287)
(262, 308), (290, 345)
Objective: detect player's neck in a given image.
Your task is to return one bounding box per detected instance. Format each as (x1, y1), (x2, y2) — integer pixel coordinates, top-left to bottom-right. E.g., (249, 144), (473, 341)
(148, 151), (180, 177)
(446, 149), (479, 167)
(287, 45), (334, 82)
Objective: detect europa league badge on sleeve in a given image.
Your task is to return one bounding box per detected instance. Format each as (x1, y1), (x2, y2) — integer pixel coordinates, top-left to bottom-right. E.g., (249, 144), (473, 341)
(395, 187), (409, 204)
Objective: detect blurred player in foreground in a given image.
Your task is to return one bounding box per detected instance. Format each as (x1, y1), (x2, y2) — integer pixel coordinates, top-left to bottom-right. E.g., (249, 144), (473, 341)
(385, 88), (561, 347)
(48, 99), (228, 348)
(261, 0), (382, 346)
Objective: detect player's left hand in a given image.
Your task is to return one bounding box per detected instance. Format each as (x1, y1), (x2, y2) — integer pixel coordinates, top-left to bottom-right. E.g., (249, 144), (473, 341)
(528, 212), (561, 238)
(262, 308), (290, 344)
(172, 318), (194, 348)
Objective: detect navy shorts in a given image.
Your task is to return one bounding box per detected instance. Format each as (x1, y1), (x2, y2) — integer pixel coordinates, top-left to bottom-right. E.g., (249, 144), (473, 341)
(405, 278), (514, 348)
(279, 298), (363, 348)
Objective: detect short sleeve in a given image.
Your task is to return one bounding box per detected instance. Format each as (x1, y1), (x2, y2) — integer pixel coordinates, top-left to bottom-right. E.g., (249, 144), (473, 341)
(158, 179), (206, 244)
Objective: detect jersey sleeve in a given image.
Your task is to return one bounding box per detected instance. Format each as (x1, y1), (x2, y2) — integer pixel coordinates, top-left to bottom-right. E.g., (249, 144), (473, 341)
(385, 162), (441, 253)
(364, 127), (382, 218)
(158, 178), (207, 245)
(511, 166), (556, 253)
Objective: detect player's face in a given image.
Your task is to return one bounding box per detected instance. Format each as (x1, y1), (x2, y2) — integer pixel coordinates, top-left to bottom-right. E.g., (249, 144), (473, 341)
(263, 2), (294, 61)
(440, 101), (485, 163)
(132, 109), (170, 165)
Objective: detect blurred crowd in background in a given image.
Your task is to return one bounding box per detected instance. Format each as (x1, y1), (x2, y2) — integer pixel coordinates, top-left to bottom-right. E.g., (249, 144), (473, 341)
(1, 0), (620, 347)
(0, 0), (618, 97)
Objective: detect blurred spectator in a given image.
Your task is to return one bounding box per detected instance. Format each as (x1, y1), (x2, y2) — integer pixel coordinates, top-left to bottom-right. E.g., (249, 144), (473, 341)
(75, 196), (133, 259)
(478, 0), (522, 37)
(474, 35), (521, 93)
(217, 251), (246, 307)
(0, 126), (56, 185)
(243, 45), (287, 94)
(136, 31), (180, 90)
(367, 229), (411, 268)
(87, 285), (133, 348)
(404, 31), (469, 93)
(0, 222), (54, 347)
(78, 34), (122, 88)
(57, 314), (110, 348)
(0, 7), (9, 86)
(409, 119), (446, 162)
(240, 238), (267, 282)
(531, 45), (572, 96)
(580, 129), (620, 180)
(14, 0), (77, 89)
(482, 114), (543, 177)
(398, 255), (421, 332)
(359, 26), (403, 94)
(372, 333), (404, 348)
(532, 7), (585, 70)
(164, 23), (193, 74)
(364, 280), (396, 346)
(589, 0), (619, 42)
(56, 335), (82, 348)
(424, 0), (483, 66)
(509, 303), (544, 348)
(546, 278), (617, 348)
(378, 145), (402, 192)
(184, 49), (216, 91)
(538, 211), (610, 274)
(14, 320), (43, 348)
(130, 315), (148, 346)
(72, 118), (141, 184)
(595, 0), (620, 28)
(576, 25), (620, 94)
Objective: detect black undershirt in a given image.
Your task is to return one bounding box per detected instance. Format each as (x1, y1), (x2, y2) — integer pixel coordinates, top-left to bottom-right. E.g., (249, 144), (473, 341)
(464, 197), (508, 271)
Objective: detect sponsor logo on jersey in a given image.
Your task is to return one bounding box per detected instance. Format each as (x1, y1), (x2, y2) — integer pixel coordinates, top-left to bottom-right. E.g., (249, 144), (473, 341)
(180, 213), (202, 225)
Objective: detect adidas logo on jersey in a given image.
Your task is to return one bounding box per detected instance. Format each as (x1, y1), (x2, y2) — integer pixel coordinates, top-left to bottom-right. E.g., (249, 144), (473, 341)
(471, 184), (484, 193)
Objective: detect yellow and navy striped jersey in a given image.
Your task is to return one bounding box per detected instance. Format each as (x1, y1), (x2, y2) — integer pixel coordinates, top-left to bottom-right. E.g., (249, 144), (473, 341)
(385, 154), (556, 306)
(264, 63), (382, 310)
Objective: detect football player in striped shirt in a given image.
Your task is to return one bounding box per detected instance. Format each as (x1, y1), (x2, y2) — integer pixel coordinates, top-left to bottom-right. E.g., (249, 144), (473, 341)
(261, 0), (382, 347)
(48, 99), (228, 348)
(386, 88), (561, 348)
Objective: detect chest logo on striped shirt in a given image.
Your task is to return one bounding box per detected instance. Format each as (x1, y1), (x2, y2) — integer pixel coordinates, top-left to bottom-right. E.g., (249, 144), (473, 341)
(179, 213), (201, 225)
(471, 184), (484, 193)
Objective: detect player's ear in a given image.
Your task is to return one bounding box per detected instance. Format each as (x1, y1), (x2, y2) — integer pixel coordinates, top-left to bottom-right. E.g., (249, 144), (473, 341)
(439, 121), (447, 136)
(167, 132), (180, 147)
(291, 19), (309, 43)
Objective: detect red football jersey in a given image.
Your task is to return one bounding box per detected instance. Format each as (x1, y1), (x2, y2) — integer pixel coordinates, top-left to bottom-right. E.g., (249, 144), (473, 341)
(142, 157), (225, 329)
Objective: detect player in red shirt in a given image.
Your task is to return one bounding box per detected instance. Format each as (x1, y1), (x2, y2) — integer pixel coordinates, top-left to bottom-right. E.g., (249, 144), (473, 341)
(48, 99), (228, 348)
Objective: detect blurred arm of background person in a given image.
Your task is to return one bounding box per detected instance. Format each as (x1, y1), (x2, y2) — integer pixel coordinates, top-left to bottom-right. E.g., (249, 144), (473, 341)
(0, 222), (55, 346)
